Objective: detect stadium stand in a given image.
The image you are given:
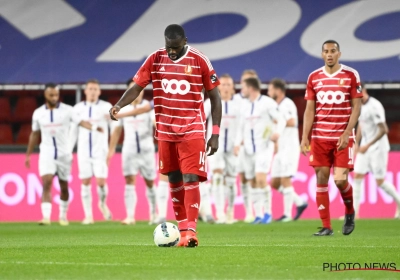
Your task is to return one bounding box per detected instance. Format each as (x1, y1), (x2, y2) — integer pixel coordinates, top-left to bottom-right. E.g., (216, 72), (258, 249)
(0, 97), (12, 123)
(0, 124), (14, 144)
(13, 97), (37, 123)
(15, 124), (32, 145)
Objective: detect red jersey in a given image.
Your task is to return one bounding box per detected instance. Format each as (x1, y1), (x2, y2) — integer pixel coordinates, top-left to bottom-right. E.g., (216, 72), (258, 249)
(305, 64), (362, 142)
(133, 46), (219, 142)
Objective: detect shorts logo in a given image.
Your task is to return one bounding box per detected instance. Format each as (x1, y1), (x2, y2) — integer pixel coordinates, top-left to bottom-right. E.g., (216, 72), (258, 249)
(317, 90), (346, 104)
(191, 203), (199, 209)
(162, 79), (190, 95)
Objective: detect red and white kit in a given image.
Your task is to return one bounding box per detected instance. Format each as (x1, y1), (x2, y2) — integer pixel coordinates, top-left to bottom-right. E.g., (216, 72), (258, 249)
(305, 64), (362, 169)
(133, 46), (220, 181)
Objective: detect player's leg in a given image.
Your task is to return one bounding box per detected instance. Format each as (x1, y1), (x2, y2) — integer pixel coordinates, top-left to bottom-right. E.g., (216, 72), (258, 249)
(121, 152), (137, 225)
(199, 181), (214, 223)
(94, 159), (112, 221)
(138, 153), (157, 224)
(270, 155), (287, 220)
(243, 154), (261, 223)
(334, 143), (355, 235)
(371, 151), (400, 218)
(225, 153), (237, 224)
(209, 151), (226, 223)
(238, 147), (253, 222)
(158, 141), (187, 246)
(353, 151), (368, 217)
(311, 140), (335, 236)
(178, 139), (208, 247)
(56, 157), (72, 226)
(156, 174), (169, 223)
(39, 174), (54, 225)
(78, 157), (94, 224)
(255, 147), (274, 224)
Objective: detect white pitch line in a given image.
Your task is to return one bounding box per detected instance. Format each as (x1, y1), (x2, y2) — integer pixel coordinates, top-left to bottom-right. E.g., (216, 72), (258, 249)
(0, 261), (134, 267)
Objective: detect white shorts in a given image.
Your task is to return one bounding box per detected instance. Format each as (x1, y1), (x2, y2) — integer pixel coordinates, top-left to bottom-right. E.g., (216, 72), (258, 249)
(236, 146), (246, 174)
(39, 154), (71, 181)
(122, 151), (156, 180)
(243, 146), (274, 180)
(271, 150), (300, 178)
(78, 156), (108, 179)
(354, 147), (388, 179)
(208, 150), (237, 176)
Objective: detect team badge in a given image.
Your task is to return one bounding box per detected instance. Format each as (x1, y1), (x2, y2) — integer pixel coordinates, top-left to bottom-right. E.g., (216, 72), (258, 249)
(338, 78), (345, 85)
(210, 73), (218, 83)
(184, 65), (192, 75)
(160, 160), (163, 170)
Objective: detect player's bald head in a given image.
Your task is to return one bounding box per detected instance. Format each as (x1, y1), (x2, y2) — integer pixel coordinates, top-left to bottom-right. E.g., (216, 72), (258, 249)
(164, 24), (186, 40)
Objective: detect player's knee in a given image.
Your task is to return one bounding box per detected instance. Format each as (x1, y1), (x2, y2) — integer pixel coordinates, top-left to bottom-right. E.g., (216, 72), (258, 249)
(376, 179), (384, 186)
(183, 173), (199, 183)
(96, 178), (106, 187)
(81, 178), (91, 185)
(168, 170), (183, 183)
(334, 180), (347, 190)
(125, 176), (135, 185)
(270, 178), (280, 189)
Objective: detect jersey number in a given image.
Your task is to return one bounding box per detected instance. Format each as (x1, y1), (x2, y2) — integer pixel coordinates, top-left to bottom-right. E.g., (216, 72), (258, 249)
(199, 151), (206, 166)
(348, 147), (354, 165)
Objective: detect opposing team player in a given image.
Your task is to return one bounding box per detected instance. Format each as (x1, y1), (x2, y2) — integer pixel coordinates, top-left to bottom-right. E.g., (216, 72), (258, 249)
(301, 40), (362, 236)
(234, 77), (285, 224)
(268, 78), (308, 222)
(108, 80), (159, 225)
(353, 85), (400, 218)
(234, 69), (258, 223)
(71, 79), (113, 224)
(25, 83), (96, 225)
(109, 24), (222, 247)
(204, 74), (240, 224)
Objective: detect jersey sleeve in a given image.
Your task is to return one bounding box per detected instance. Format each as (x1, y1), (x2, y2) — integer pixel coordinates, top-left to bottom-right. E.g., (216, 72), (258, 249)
(305, 74), (316, 100)
(133, 53), (155, 88)
(372, 102), (386, 125)
(31, 110), (40, 132)
(72, 104), (83, 124)
(350, 71), (363, 99)
(199, 54), (220, 91)
(150, 109), (155, 123)
(203, 99), (211, 119)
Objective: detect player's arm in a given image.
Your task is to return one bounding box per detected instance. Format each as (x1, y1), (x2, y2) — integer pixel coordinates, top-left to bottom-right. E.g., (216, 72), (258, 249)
(25, 130), (40, 168)
(234, 114), (244, 156)
(206, 87), (222, 156)
(116, 102), (152, 118)
(337, 98), (361, 151)
(110, 83), (144, 121)
(301, 100), (315, 155)
(268, 107), (286, 142)
(78, 120), (104, 133)
(286, 118), (296, 127)
(358, 122), (388, 154)
(107, 124), (122, 166)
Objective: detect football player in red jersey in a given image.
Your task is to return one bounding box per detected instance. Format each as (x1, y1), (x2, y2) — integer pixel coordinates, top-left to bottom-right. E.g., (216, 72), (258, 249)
(300, 40), (362, 236)
(110, 24), (222, 247)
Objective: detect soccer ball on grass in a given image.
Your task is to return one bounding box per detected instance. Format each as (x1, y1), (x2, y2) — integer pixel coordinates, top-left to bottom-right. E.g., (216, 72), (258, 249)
(153, 222), (180, 247)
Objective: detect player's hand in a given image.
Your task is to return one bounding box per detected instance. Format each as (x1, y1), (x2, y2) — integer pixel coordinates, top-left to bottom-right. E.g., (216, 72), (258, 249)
(25, 156), (30, 168)
(106, 151), (114, 166)
(109, 105), (121, 121)
(300, 137), (310, 156)
(337, 131), (350, 151)
(96, 126), (104, 133)
(234, 146), (240, 157)
(358, 144), (369, 154)
(270, 133), (280, 143)
(207, 134), (219, 156)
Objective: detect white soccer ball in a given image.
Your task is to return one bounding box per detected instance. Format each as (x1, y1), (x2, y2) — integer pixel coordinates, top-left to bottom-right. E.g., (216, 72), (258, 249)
(153, 222), (180, 247)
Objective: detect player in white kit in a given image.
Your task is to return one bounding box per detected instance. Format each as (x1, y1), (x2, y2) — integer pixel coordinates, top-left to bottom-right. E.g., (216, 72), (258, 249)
(267, 78), (308, 222)
(234, 77), (285, 224)
(353, 85), (400, 218)
(204, 74), (240, 224)
(71, 79), (113, 224)
(25, 83), (95, 225)
(233, 69), (258, 223)
(108, 80), (159, 225)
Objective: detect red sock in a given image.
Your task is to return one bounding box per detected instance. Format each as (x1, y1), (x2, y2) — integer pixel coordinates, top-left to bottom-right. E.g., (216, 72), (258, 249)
(340, 183), (354, 215)
(316, 184), (331, 229)
(184, 182), (200, 232)
(169, 181), (187, 231)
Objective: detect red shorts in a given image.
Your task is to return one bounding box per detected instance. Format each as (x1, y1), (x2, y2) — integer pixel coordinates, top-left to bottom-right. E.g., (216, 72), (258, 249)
(309, 140), (354, 171)
(158, 139), (207, 182)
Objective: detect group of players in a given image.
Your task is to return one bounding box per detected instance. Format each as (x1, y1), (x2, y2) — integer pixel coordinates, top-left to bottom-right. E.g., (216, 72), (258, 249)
(26, 24), (400, 246)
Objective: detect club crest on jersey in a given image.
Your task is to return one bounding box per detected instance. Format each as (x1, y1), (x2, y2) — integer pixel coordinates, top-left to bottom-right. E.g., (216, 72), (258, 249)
(184, 65), (192, 75)
(338, 78), (345, 85)
(210, 73), (218, 84)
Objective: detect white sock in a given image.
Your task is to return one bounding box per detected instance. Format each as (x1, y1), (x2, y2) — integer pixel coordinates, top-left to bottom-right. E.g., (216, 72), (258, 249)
(261, 186), (272, 215)
(156, 180), (169, 220)
(213, 173), (225, 220)
(199, 182), (213, 218)
(81, 185), (92, 219)
(225, 176), (237, 211)
(251, 188), (263, 218)
(146, 186), (157, 220)
(97, 185), (108, 204)
(59, 200), (69, 220)
(353, 178), (363, 214)
(282, 187), (294, 218)
(379, 181), (400, 208)
(41, 202), (52, 220)
(280, 185), (303, 207)
(240, 181), (251, 216)
(125, 184), (137, 220)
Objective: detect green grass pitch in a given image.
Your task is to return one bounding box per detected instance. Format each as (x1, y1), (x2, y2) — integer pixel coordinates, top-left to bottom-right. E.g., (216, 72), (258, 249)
(0, 220), (399, 279)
